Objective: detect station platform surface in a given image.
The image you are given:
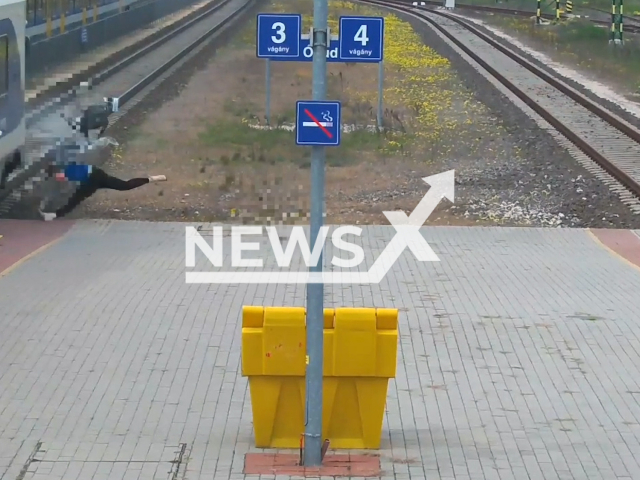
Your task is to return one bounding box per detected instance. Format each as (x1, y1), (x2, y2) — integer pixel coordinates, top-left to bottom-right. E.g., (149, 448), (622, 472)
(1, 219), (640, 479)
(26, 0), (140, 40)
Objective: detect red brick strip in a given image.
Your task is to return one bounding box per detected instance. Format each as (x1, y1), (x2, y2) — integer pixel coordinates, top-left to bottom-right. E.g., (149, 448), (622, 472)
(244, 453), (381, 477)
(0, 220), (74, 275)
(589, 228), (640, 269)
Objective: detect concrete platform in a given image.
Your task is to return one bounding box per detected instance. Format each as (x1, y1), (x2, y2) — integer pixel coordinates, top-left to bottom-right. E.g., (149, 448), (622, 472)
(27, 0), (140, 39)
(0, 219), (74, 275)
(1, 220), (640, 479)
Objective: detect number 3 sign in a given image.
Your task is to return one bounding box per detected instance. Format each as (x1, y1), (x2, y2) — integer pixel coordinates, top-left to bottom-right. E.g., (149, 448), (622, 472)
(256, 14), (302, 58)
(271, 21), (286, 43)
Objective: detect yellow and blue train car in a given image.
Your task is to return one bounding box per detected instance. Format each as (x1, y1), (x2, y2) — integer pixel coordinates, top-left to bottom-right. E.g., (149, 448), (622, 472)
(26, 0), (127, 29)
(0, 0), (25, 191)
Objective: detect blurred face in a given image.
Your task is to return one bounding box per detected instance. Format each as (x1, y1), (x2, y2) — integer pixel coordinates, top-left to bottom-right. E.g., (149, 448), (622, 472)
(46, 163), (65, 181)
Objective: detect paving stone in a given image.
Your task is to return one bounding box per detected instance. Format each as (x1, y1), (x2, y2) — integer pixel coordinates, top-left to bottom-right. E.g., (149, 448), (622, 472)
(1, 221), (640, 478)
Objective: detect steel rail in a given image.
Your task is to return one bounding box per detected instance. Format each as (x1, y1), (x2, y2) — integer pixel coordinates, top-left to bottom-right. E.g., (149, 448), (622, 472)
(589, 6), (640, 25)
(391, 0), (640, 32)
(117, 0), (251, 106)
(26, 0), (232, 113)
(362, 0), (640, 199)
(26, 0), (238, 126)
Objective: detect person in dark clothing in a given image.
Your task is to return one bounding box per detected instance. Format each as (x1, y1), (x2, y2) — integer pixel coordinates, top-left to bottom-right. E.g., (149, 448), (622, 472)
(39, 161), (166, 221)
(37, 91), (164, 220)
(0, 151), (22, 189)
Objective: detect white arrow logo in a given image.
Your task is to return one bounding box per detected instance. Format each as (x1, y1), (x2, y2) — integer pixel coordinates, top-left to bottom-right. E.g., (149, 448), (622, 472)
(185, 169), (455, 284)
(362, 169), (455, 282)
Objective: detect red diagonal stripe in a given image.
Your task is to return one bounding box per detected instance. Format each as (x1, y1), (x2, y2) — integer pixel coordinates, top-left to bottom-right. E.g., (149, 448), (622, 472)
(304, 108), (333, 139)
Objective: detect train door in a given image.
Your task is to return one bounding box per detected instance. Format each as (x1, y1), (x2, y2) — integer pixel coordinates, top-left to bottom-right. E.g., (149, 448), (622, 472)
(0, 18), (22, 140)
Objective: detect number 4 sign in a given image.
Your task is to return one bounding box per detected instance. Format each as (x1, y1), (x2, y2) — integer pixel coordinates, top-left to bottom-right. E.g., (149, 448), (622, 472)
(339, 16), (384, 62)
(354, 25), (369, 45)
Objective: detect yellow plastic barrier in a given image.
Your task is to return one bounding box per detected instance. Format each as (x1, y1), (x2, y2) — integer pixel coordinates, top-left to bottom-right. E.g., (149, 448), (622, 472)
(241, 306), (398, 449)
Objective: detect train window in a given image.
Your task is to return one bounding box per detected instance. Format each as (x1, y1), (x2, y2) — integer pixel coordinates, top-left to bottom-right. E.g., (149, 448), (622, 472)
(0, 36), (7, 96)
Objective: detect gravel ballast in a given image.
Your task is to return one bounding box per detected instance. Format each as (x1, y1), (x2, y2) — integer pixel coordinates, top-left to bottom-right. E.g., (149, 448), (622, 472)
(459, 10), (640, 133)
(384, 6), (640, 229)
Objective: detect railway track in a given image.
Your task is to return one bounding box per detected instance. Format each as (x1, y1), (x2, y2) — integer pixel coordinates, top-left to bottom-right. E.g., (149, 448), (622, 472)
(590, 6), (640, 25)
(0, 0), (255, 217)
(26, 0), (242, 124)
(394, 0), (640, 32)
(361, 0), (640, 212)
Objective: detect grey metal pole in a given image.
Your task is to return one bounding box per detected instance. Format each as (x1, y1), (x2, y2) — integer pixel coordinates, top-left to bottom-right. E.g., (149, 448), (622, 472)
(377, 60), (383, 128)
(303, 0), (328, 467)
(265, 59), (271, 125)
